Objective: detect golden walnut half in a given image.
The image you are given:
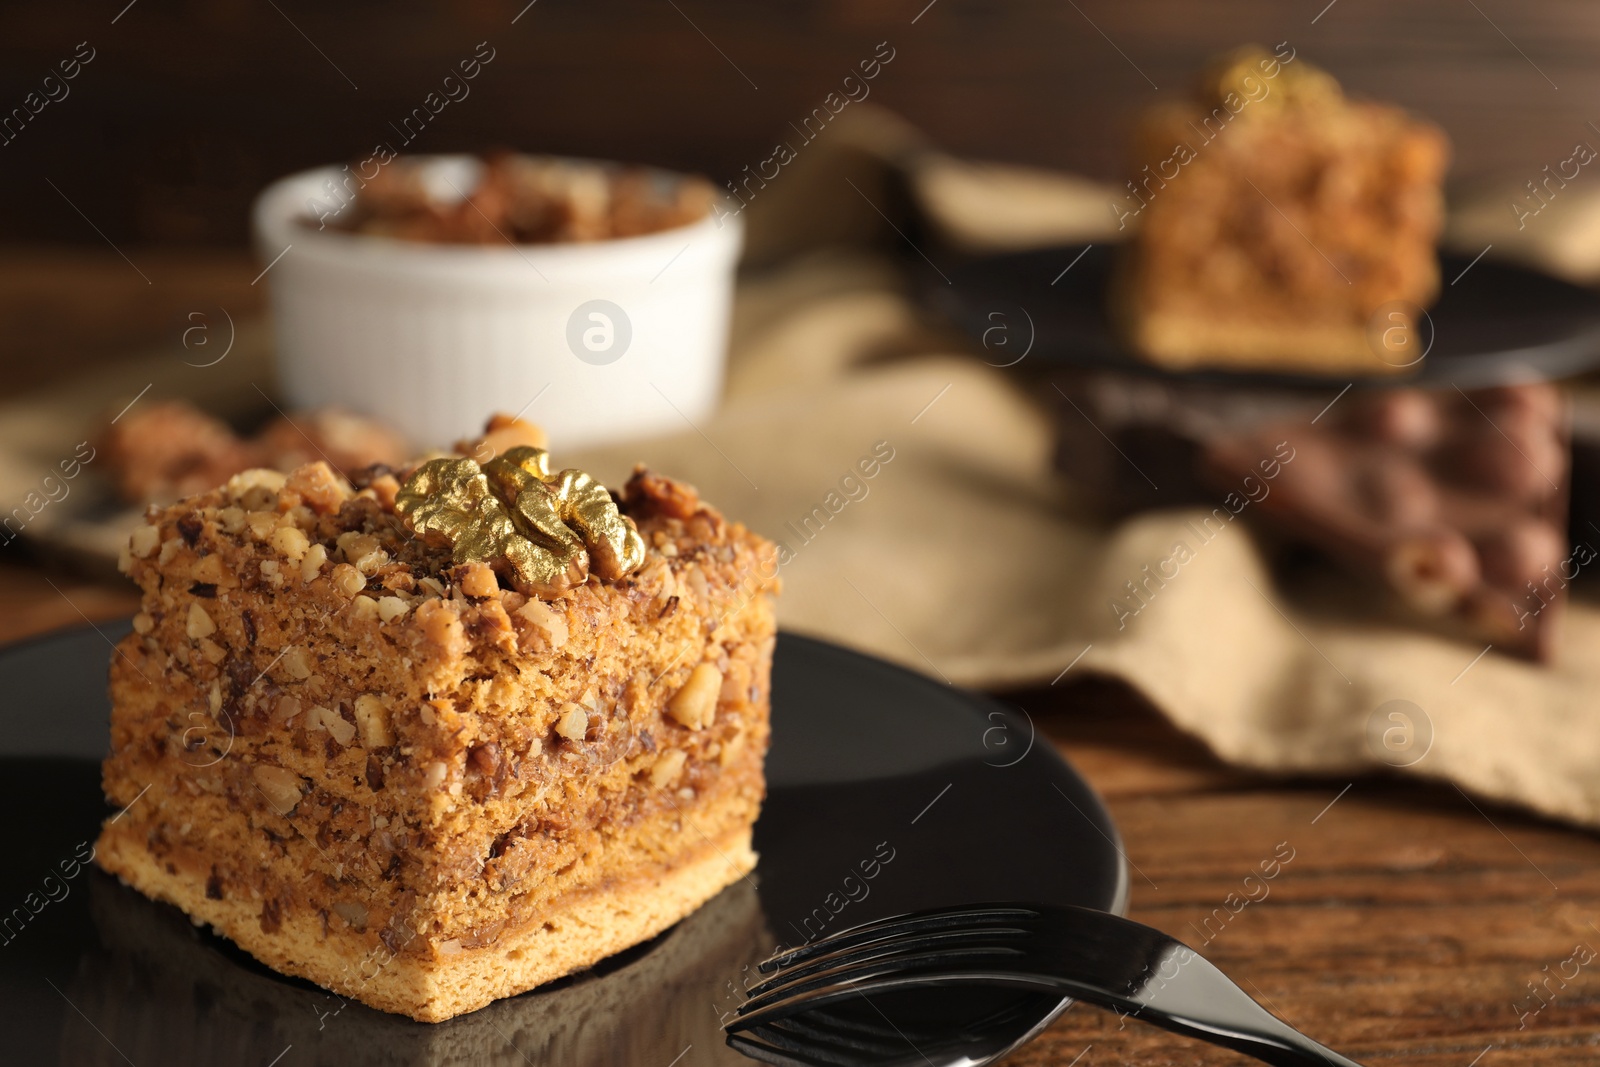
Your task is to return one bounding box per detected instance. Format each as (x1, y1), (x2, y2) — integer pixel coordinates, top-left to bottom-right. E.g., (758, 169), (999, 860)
(395, 447), (645, 597)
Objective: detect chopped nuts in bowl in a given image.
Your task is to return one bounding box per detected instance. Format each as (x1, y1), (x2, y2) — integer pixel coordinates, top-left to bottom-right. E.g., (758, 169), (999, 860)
(252, 153), (743, 450)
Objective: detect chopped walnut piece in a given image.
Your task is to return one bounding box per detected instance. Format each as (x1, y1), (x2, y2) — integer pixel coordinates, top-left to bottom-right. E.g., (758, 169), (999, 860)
(311, 705), (357, 746)
(193, 553), (224, 585)
(280, 646), (313, 681)
(227, 468), (289, 499)
(335, 531), (374, 559)
(555, 703), (588, 742)
(353, 548), (390, 577)
(300, 543), (328, 583)
(130, 524), (161, 559)
(273, 695), (302, 723)
(370, 473), (401, 510)
(667, 662), (721, 730)
(650, 749), (688, 789)
(473, 599), (518, 652)
(515, 598), (568, 649)
(186, 603), (217, 640)
(245, 511), (278, 541)
(413, 599), (467, 663)
(271, 526), (310, 563)
(332, 901), (369, 931)
(422, 760), (449, 790)
(331, 564), (367, 597)
(456, 561), (501, 599)
(285, 461), (352, 515)
(354, 694), (395, 748)
(721, 658), (753, 707)
(252, 765), (305, 814)
(623, 466), (702, 521)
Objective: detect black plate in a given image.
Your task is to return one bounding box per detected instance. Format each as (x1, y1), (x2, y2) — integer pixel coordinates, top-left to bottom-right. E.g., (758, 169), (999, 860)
(931, 244), (1600, 390)
(0, 624), (1125, 1067)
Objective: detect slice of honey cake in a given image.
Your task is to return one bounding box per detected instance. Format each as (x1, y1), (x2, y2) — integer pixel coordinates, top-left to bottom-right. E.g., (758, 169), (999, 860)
(1113, 45), (1450, 374)
(96, 423), (779, 1022)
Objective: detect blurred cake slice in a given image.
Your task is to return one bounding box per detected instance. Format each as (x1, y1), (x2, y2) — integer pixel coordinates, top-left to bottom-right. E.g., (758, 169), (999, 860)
(1113, 46), (1449, 374)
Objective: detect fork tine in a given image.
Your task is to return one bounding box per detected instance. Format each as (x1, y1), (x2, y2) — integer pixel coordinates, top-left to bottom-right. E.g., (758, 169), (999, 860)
(729, 1026), (892, 1067)
(756, 996), (991, 1054)
(736, 947), (1026, 1024)
(746, 1009), (916, 1060)
(731, 1015), (933, 1067)
(733, 998), (985, 1067)
(758, 905), (1039, 972)
(775, 1003), (915, 1044)
(723, 1034), (787, 1066)
(730, 1021), (885, 1066)
(807, 985), (1053, 1043)
(726, 1030), (824, 1067)
(732, 987), (1052, 1065)
(746, 923), (1030, 998)
(731, 968), (1048, 1033)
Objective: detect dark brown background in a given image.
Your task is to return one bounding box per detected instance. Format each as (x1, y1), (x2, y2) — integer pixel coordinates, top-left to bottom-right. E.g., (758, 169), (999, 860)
(1, 0), (1595, 247)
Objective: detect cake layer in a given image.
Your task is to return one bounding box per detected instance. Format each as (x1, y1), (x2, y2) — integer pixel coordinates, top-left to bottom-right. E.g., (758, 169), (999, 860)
(1123, 307), (1411, 375)
(95, 722), (763, 958)
(101, 588), (771, 943)
(72, 866), (768, 1066)
(98, 818), (756, 1022)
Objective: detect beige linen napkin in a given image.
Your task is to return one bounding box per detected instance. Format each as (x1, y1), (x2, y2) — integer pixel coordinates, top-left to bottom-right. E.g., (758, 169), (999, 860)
(5, 105), (1599, 827)
(570, 234), (1600, 831)
(583, 107), (1600, 830)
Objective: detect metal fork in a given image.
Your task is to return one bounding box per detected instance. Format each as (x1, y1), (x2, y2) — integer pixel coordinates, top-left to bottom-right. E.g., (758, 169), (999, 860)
(726, 903), (1365, 1067)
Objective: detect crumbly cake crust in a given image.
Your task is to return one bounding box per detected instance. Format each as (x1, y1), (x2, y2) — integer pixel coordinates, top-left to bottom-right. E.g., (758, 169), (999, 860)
(96, 458), (779, 1021)
(96, 823), (755, 1023)
(75, 862), (768, 1066)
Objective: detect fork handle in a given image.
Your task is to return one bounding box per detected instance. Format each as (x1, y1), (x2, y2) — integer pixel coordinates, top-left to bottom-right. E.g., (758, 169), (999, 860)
(958, 938), (1364, 1067)
(886, 961), (1362, 1067)
(1066, 959), (1363, 1067)
(1057, 910), (1363, 1067)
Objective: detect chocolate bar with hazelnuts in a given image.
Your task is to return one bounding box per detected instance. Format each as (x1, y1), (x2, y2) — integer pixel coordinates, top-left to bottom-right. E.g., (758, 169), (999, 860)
(1053, 374), (1570, 661)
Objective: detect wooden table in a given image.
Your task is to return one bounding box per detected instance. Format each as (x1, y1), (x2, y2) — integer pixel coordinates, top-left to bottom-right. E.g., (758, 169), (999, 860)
(1011, 680), (1600, 1065)
(6, 250), (1598, 1066)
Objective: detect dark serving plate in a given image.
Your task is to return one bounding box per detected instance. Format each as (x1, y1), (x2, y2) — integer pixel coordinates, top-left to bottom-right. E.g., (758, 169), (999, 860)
(0, 625), (1125, 1067)
(929, 244), (1600, 390)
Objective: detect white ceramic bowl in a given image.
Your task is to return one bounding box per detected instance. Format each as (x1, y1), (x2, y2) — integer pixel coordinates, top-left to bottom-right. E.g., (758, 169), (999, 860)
(252, 155), (742, 450)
